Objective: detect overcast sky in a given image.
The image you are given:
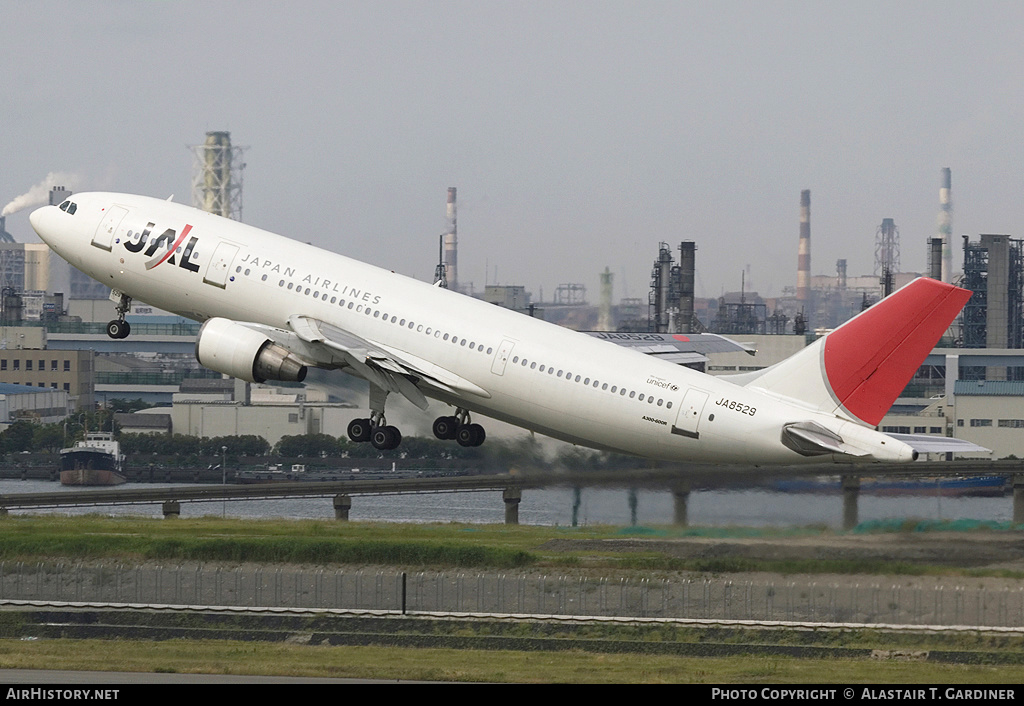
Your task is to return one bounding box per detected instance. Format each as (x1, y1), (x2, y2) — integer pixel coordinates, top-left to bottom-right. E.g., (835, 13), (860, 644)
(3, 1), (1023, 302)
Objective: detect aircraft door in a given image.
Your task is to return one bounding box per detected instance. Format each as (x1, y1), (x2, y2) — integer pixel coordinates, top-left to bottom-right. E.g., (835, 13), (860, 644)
(203, 241), (240, 289)
(490, 339), (516, 375)
(92, 206), (128, 251)
(671, 388), (709, 439)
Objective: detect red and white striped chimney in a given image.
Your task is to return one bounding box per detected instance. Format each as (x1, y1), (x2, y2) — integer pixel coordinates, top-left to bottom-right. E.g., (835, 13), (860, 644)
(796, 190), (811, 302)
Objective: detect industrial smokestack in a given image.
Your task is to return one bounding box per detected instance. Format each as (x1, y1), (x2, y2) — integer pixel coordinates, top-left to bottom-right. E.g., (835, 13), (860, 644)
(202, 131), (232, 217)
(190, 131), (246, 221)
(938, 167), (953, 282)
(874, 218), (900, 275)
(598, 267), (613, 331)
(2, 172), (80, 217)
(48, 186), (72, 207)
(679, 241), (696, 333)
(796, 190), (811, 303)
(444, 187), (458, 292)
(652, 243), (673, 332)
(928, 237), (943, 280)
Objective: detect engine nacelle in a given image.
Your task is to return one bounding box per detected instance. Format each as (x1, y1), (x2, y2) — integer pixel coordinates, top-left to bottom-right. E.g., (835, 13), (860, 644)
(196, 317), (307, 383)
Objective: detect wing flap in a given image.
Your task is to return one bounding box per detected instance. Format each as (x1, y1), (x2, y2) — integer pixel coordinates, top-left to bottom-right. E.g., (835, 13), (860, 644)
(286, 315), (490, 406)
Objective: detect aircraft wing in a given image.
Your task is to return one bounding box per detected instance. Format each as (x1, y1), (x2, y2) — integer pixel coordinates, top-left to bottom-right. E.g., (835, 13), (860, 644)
(283, 315), (490, 409)
(584, 332), (755, 366)
(883, 433), (991, 455)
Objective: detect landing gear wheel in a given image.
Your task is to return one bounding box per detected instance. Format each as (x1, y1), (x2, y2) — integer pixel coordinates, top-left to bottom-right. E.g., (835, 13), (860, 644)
(456, 423), (485, 448)
(347, 418), (372, 443)
(432, 415), (460, 440)
(106, 320), (130, 339)
(371, 425), (402, 450)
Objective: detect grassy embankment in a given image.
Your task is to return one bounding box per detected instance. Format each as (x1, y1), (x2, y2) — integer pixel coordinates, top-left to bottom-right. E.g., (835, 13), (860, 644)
(1, 515), (1024, 682)
(0, 514), (1021, 578)
(1, 637), (1024, 683)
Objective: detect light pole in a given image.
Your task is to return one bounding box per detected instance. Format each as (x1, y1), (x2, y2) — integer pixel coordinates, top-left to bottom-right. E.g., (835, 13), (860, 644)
(221, 445), (227, 517)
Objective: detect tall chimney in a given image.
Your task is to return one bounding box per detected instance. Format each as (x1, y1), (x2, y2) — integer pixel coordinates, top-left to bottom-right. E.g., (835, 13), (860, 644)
(796, 190), (811, 303)
(598, 267), (613, 331)
(444, 187), (458, 292)
(938, 167), (953, 282)
(928, 237), (943, 280)
(679, 241), (696, 333)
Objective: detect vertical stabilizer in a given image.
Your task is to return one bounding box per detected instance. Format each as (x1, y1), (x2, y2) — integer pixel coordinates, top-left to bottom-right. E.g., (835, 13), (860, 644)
(733, 278), (971, 426)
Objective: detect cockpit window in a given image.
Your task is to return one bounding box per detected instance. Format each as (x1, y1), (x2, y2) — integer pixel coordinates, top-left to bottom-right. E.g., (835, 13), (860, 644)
(58, 200), (77, 215)
(59, 201), (69, 211)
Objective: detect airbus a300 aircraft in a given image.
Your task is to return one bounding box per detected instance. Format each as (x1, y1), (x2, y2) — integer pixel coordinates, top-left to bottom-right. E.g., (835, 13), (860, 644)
(31, 192), (977, 465)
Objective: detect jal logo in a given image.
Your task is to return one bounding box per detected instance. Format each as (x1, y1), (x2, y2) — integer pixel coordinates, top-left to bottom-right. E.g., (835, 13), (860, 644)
(123, 222), (200, 273)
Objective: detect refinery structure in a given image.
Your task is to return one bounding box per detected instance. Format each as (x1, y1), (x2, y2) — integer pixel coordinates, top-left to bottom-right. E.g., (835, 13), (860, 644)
(4, 141), (1024, 456)
(189, 131), (246, 220)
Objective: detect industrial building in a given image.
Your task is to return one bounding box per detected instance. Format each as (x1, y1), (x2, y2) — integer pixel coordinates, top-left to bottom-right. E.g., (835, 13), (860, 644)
(0, 347), (93, 411)
(170, 383), (357, 447)
(0, 383), (70, 428)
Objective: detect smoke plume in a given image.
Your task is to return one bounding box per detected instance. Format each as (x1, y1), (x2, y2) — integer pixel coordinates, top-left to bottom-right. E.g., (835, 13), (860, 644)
(2, 172), (81, 217)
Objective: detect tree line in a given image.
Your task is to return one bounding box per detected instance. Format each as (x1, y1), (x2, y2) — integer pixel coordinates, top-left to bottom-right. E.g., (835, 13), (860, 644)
(0, 411), (649, 471)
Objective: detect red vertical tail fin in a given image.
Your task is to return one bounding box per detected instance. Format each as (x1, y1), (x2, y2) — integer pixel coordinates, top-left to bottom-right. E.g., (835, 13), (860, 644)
(822, 278), (970, 425)
(735, 278), (971, 426)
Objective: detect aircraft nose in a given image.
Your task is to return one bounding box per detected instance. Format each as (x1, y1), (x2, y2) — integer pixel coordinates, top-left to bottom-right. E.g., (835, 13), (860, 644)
(29, 205), (55, 245)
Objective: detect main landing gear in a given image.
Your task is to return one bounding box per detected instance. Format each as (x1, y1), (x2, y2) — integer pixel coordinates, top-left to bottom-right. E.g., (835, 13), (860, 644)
(346, 384), (403, 450)
(347, 413), (402, 451)
(345, 385), (487, 452)
(106, 292), (132, 339)
(432, 408), (485, 447)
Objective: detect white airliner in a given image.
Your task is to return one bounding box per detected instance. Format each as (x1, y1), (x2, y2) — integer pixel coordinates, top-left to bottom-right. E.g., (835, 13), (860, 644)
(30, 192), (979, 465)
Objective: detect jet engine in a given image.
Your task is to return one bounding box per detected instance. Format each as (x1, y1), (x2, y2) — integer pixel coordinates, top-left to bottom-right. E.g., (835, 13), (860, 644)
(195, 317), (307, 383)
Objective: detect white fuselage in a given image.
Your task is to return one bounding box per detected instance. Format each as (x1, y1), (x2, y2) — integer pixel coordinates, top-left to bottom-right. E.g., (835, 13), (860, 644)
(31, 193), (915, 465)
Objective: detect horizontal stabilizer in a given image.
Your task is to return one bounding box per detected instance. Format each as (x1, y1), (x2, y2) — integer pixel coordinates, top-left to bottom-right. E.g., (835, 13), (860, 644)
(884, 433), (990, 455)
(586, 331), (755, 366)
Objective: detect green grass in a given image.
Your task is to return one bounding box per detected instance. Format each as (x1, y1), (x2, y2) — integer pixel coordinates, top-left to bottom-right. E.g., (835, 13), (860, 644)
(0, 638), (1023, 683)
(0, 515), (540, 568)
(1, 516), (1024, 682)
(0, 515), (1022, 578)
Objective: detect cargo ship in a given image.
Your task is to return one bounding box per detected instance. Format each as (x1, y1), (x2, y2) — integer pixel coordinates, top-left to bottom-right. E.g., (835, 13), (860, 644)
(59, 432), (126, 486)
